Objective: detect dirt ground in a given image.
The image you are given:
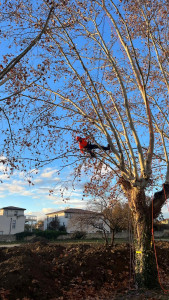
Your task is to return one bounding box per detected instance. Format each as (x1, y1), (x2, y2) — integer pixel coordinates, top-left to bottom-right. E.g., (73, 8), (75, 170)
(0, 240), (169, 300)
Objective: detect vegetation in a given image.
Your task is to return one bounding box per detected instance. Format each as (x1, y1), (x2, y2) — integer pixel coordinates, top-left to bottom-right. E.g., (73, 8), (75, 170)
(47, 216), (60, 230)
(16, 231), (34, 241)
(0, 0), (169, 289)
(16, 229), (67, 241)
(71, 231), (87, 240)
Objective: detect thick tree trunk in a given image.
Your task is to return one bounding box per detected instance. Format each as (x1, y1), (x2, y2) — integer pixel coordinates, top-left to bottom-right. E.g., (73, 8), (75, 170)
(130, 187), (159, 288)
(120, 178), (169, 289)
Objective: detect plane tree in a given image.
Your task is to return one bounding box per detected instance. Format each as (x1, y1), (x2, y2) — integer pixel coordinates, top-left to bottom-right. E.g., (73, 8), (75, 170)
(1, 0), (169, 289)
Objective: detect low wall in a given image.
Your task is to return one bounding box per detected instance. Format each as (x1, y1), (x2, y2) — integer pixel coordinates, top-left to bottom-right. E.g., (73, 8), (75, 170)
(57, 231), (130, 240)
(163, 230), (169, 237)
(24, 234), (36, 241)
(0, 235), (16, 242)
(85, 232), (130, 239)
(58, 230), (169, 240)
(0, 231), (168, 243)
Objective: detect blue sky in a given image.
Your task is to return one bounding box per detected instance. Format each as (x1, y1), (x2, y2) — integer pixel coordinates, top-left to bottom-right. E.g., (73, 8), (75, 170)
(0, 160), (90, 220)
(0, 0), (169, 222)
(0, 159), (169, 221)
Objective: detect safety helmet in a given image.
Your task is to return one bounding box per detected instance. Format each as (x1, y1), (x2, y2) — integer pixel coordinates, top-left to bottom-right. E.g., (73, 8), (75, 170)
(76, 136), (81, 141)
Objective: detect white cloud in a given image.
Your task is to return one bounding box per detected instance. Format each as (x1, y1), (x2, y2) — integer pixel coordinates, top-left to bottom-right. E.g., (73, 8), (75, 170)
(0, 166), (86, 217)
(0, 193), (6, 198)
(26, 210), (46, 221)
(42, 207), (56, 214)
(12, 180), (27, 186)
(0, 174), (10, 180)
(40, 168), (58, 179)
(32, 195), (41, 199)
(0, 181), (33, 197)
(33, 178), (43, 184)
(21, 190), (34, 196)
(51, 195), (87, 208)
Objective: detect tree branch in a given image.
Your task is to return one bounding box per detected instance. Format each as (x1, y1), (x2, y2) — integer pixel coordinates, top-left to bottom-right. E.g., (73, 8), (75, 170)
(0, 4), (54, 84)
(150, 184), (169, 219)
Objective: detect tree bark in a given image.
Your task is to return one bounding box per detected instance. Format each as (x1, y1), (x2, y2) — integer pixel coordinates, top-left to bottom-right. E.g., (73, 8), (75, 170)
(111, 229), (115, 247)
(130, 187), (159, 288)
(103, 229), (109, 247)
(150, 183), (169, 219)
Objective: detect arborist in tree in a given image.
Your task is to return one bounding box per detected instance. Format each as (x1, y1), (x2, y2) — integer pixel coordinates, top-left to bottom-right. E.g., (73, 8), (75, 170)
(76, 136), (110, 158)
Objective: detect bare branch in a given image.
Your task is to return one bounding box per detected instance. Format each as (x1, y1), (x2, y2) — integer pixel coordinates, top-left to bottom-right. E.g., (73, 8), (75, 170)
(0, 4), (54, 84)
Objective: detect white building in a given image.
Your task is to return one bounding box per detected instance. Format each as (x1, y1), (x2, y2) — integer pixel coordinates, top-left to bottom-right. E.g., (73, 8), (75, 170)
(25, 215), (37, 232)
(0, 206), (26, 235)
(44, 208), (110, 233)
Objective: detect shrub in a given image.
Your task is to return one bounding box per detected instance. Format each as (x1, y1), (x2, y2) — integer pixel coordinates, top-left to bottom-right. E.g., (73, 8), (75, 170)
(15, 231), (34, 240)
(71, 231), (87, 240)
(36, 230), (67, 240)
(16, 230), (67, 241)
(59, 225), (66, 232)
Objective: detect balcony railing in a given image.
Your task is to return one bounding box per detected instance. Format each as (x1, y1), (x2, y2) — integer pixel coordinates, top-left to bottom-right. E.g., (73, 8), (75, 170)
(25, 215), (37, 222)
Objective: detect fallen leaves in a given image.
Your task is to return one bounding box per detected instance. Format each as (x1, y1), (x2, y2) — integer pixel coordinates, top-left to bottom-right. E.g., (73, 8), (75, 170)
(0, 241), (169, 299)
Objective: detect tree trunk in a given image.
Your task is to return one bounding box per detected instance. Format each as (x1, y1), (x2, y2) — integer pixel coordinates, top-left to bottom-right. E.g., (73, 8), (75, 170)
(111, 229), (115, 247)
(103, 229), (109, 247)
(130, 187), (159, 289)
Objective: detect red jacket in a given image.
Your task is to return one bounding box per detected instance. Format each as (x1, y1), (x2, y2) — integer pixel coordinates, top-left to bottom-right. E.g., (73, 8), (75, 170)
(79, 138), (88, 153)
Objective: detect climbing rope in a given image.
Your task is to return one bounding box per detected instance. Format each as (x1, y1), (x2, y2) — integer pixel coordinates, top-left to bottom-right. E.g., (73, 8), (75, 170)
(128, 213), (135, 289)
(151, 184), (169, 293)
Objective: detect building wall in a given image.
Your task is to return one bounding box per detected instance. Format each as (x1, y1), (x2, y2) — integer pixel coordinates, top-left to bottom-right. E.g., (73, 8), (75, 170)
(67, 215), (110, 233)
(44, 212), (69, 230)
(0, 210), (25, 235)
(161, 219), (169, 225)
(2, 209), (24, 217)
(44, 211), (110, 234)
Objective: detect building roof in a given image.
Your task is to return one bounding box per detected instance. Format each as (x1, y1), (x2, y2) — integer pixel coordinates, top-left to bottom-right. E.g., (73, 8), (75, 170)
(46, 208), (97, 216)
(1, 206), (26, 211)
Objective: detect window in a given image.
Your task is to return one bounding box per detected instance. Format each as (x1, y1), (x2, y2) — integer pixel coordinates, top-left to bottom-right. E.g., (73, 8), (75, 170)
(12, 220), (16, 229)
(14, 211), (18, 216)
(98, 223), (103, 230)
(65, 213), (72, 219)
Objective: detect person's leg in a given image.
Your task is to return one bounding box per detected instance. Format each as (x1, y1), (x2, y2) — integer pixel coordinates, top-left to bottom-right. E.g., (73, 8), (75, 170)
(87, 144), (110, 151)
(101, 144), (110, 151)
(87, 144), (99, 150)
(83, 145), (96, 157)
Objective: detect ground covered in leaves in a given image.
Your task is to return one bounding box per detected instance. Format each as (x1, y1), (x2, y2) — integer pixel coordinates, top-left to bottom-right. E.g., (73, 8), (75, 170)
(0, 241), (169, 299)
